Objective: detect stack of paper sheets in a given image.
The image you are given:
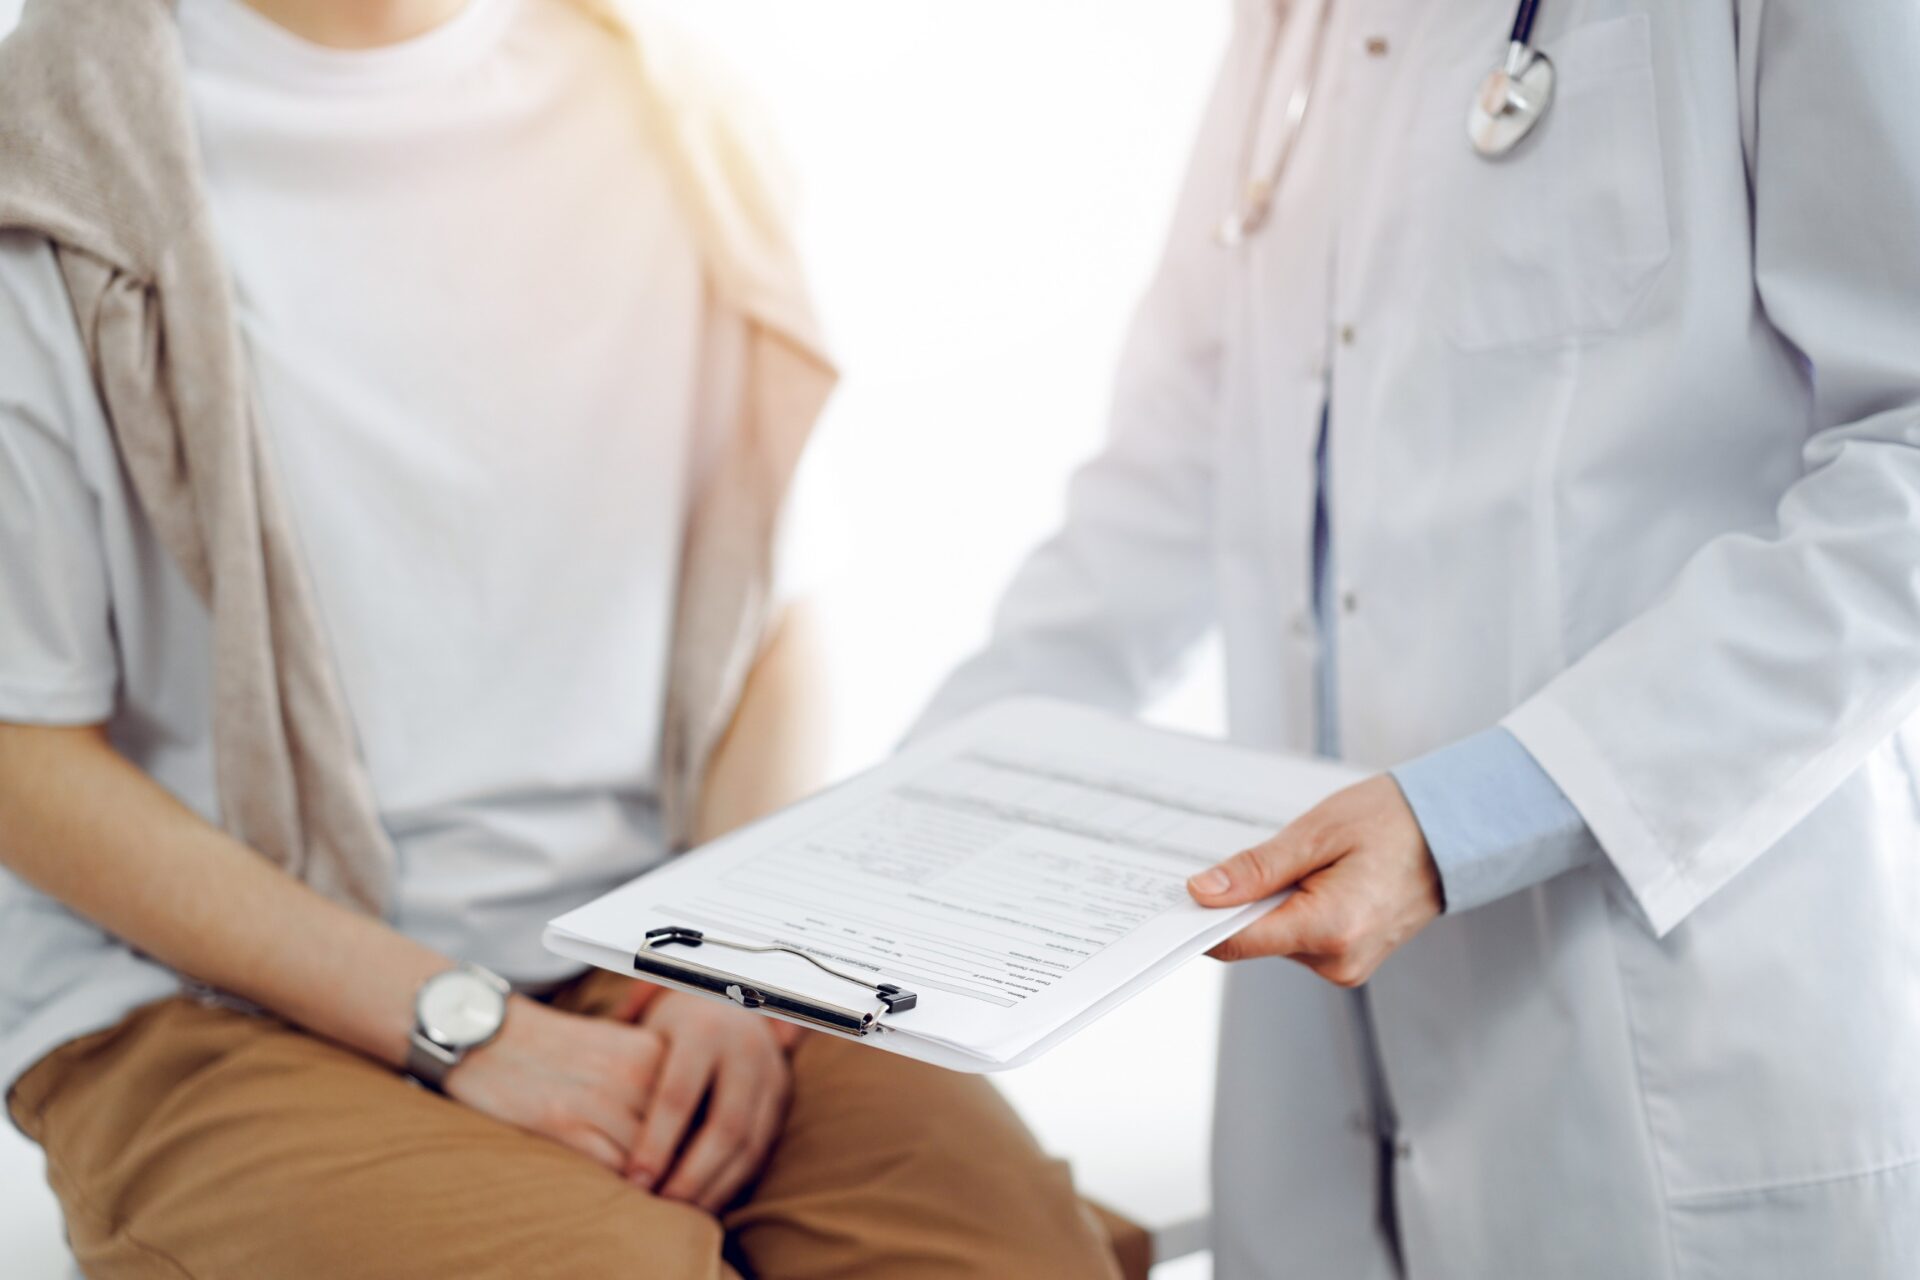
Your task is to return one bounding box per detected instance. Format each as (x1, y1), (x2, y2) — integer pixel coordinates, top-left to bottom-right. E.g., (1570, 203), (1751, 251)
(545, 698), (1362, 1072)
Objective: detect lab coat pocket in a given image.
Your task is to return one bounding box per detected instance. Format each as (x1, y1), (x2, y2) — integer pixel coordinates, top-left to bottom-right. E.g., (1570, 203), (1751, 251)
(1428, 12), (1671, 351)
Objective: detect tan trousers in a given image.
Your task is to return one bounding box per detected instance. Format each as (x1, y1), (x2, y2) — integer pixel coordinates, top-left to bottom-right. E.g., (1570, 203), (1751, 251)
(9, 973), (1150, 1280)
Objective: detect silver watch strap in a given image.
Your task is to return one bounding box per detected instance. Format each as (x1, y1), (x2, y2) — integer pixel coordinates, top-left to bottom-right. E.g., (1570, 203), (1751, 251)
(404, 1032), (462, 1092)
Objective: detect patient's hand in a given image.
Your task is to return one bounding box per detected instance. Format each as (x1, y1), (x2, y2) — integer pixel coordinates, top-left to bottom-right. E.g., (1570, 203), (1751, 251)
(1185, 774), (1443, 987)
(626, 991), (794, 1212)
(446, 995), (666, 1173)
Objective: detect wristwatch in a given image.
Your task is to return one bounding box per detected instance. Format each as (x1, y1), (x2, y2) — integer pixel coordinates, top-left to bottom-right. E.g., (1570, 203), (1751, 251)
(405, 963), (511, 1092)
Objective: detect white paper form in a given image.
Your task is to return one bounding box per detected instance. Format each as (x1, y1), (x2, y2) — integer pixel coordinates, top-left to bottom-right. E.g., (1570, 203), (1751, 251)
(545, 698), (1363, 1071)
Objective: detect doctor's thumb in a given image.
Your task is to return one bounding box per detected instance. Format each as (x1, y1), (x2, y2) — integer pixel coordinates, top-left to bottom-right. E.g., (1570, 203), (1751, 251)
(1189, 826), (1325, 907)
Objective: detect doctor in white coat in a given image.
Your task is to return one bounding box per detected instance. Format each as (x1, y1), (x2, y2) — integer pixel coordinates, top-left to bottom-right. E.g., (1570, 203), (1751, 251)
(918, 1), (1920, 1276)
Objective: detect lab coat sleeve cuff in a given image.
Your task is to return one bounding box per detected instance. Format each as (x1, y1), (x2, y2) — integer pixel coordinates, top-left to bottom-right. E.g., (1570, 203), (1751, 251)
(1390, 727), (1600, 916)
(1503, 697), (1696, 936)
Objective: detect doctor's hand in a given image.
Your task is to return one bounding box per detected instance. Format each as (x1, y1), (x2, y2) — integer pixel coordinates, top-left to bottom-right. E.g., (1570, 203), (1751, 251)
(1187, 775), (1443, 987)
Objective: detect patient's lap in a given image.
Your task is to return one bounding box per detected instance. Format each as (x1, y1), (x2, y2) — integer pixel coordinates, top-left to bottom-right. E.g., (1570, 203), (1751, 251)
(9, 978), (1131, 1280)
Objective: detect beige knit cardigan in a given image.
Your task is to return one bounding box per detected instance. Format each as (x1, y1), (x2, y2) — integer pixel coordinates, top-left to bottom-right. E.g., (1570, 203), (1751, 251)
(0, 0), (835, 914)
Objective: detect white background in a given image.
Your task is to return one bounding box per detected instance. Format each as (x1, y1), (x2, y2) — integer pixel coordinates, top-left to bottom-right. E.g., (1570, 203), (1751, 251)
(668, 1), (1232, 771)
(0, 0), (1233, 1269)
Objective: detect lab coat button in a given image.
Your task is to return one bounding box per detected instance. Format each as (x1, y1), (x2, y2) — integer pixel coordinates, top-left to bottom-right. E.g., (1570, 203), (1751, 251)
(1393, 1139), (1413, 1159)
(1341, 591), (1359, 615)
(1339, 324), (1357, 346)
(1364, 36), (1389, 57)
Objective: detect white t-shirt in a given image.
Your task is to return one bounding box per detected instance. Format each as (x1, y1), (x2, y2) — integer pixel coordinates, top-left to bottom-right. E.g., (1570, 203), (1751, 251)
(0, 0), (819, 1093)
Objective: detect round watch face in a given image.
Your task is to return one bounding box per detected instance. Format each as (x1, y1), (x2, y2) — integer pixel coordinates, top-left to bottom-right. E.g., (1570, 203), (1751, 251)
(417, 970), (507, 1048)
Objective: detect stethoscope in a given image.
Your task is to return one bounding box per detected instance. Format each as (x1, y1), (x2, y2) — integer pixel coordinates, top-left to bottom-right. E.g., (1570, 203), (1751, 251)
(1217, 0), (1555, 246)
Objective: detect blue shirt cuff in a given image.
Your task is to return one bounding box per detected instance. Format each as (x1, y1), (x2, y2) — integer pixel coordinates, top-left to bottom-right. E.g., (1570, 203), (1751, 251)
(1390, 727), (1600, 914)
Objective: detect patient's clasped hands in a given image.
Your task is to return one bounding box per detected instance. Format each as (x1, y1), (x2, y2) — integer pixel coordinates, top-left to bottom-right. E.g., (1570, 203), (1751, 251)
(1188, 775), (1445, 987)
(447, 987), (800, 1213)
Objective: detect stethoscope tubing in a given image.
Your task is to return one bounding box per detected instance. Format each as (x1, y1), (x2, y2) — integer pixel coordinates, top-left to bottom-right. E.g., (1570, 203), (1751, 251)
(1508, 0), (1543, 47)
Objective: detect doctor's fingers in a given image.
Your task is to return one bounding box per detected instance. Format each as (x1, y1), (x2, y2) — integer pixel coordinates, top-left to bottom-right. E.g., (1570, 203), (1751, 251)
(1205, 883), (1380, 985)
(1188, 813), (1350, 907)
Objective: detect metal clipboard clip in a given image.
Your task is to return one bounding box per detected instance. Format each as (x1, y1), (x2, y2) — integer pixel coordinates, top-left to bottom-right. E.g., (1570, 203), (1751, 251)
(633, 926), (918, 1037)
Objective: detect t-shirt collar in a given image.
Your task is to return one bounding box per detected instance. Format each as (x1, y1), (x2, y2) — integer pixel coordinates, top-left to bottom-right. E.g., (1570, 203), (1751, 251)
(177, 0), (520, 95)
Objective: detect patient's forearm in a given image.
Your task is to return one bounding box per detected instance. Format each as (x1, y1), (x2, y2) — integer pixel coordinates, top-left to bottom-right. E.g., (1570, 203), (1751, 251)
(0, 722), (449, 1068)
(0, 603), (830, 1063)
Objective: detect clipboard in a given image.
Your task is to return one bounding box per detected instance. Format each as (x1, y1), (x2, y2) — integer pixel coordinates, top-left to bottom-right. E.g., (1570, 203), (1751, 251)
(631, 925), (918, 1037)
(544, 698), (1366, 1072)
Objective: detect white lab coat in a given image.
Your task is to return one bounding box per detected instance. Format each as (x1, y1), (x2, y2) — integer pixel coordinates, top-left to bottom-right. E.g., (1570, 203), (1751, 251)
(920, 1), (1920, 1276)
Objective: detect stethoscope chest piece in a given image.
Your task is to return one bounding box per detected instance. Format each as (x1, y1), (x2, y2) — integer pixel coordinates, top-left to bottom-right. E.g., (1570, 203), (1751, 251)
(1221, 0), (1561, 243)
(1468, 40), (1555, 158)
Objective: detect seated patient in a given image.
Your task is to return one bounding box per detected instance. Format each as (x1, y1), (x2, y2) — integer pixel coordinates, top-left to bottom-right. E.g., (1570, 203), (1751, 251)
(0, 1), (1136, 1276)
